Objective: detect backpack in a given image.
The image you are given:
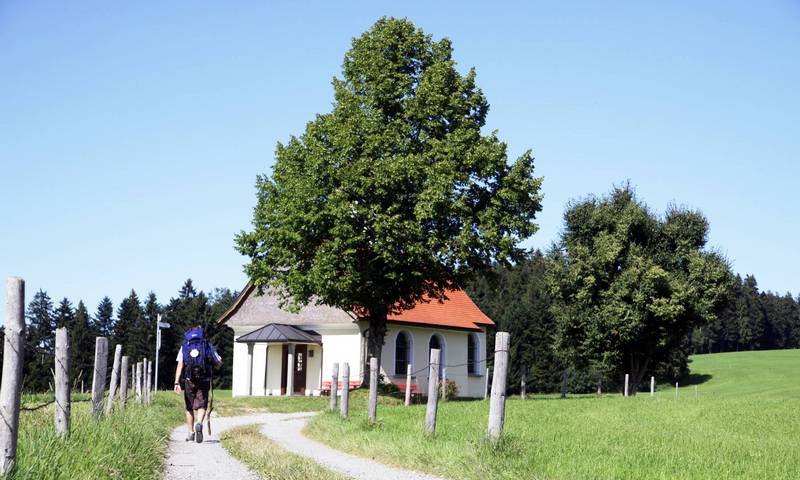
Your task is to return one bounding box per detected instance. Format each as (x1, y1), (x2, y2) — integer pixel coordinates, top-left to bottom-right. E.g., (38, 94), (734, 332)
(182, 328), (212, 383)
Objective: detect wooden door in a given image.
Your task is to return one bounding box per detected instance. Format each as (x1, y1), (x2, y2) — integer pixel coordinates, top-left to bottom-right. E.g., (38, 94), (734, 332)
(294, 345), (307, 394)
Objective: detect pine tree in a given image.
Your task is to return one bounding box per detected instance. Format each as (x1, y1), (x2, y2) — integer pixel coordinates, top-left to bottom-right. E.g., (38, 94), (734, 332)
(71, 301), (97, 390)
(54, 298), (75, 330)
(24, 290), (55, 392)
(114, 290), (143, 354)
(94, 296), (115, 338)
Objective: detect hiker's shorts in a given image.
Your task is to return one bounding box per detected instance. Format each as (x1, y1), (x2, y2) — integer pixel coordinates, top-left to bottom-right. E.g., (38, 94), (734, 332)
(183, 379), (210, 411)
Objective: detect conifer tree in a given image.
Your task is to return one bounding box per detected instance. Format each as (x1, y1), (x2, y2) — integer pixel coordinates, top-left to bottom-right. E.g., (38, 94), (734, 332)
(94, 296), (115, 338)
(54, 298), (75, 330)
(114, 290), (143, 353)
(24, 290), (55, 391)
(71, 301), (96, 389)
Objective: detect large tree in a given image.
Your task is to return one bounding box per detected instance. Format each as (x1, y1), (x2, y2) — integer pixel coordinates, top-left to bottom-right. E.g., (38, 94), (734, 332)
(236, 17), (543, 368)
(24, 290), (55, 391)
(71, 300), (97, 389)
(548, 185), (732, 392)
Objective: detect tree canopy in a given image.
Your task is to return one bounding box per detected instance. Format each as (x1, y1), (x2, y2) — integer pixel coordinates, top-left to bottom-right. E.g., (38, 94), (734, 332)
(547, 185), (732, 392)
(236, 17), (543, 363)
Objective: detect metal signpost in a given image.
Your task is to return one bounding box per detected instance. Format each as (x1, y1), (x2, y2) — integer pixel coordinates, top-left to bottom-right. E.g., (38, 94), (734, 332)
(154, 315), (171, 396)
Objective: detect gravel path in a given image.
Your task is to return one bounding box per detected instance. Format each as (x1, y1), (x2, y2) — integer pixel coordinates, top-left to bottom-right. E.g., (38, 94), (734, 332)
(163, 413), (272, 480)
(258, 412), (444, 480)
(163, 411), (445, 480)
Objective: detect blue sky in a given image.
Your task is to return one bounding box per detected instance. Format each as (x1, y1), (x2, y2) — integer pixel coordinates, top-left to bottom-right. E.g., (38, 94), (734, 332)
(1, 1), (798, 318)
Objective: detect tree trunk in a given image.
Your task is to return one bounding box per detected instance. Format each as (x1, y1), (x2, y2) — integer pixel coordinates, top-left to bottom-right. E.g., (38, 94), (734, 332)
(364, 308), (388, 387)
(627, 354), (651, 396)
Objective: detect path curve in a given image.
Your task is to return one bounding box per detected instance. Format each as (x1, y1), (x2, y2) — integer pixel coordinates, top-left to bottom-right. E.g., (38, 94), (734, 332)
(259, 412), (444, 480)
(163, 411), (445, 480)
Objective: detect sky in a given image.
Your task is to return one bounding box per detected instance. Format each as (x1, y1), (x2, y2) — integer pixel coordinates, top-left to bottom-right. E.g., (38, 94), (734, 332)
(1, 1), (798, 320)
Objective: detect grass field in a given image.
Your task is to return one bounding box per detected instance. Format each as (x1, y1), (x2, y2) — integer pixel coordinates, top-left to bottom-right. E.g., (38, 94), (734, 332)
(292, 350), (800, 480)
(10, 392), (184, 479)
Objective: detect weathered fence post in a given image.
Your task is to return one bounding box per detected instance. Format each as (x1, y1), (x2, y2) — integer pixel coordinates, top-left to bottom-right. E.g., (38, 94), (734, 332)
(91, 337), (109, 418)
(55, 327), (70, 438)
(120, 356), (130, 408)
(597, 373), (603, 395)
(142, 358), (149, 406)
(144, 359), (151, 406)
(135, 361), (143, 404)
(367, 357), (378, 424)
(520, 365), (527, 400)
(106, 344), (122, 414)
(624, 373), (630, 397)
(129, 363), (134, 400)
(404, 364), (412, 406)
(440, 366), (447, 400)
(340, 362), (350, 418)
(650, 376), (655, 396)
(286, 351), (294, 396)
(675, 382), (679, 399)
(484, 367), (489, 400)
(487, 332), (509, 442)
(424, 348), (440, 435)
(560, 370), (568, 398)
(0, 276), (25, 474)
(329, 363), (339, 411)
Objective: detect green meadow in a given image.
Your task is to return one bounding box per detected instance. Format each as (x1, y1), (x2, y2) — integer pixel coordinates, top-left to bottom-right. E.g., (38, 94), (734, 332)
(301, 350), (800, 480)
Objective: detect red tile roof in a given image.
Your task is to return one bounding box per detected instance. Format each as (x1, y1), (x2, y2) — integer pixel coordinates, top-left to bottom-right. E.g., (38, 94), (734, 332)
(388, 289), (495, 331)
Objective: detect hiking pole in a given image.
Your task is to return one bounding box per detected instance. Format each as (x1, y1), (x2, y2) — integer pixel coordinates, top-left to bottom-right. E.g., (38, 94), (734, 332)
(207, 369), (214, 436)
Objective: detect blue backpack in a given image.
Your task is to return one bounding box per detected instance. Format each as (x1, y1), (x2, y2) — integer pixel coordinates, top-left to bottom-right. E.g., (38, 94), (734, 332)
(182, 328), (212, 383)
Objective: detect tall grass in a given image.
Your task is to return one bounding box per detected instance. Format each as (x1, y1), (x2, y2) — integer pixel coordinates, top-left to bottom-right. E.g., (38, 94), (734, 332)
(10, 392), (183, 479)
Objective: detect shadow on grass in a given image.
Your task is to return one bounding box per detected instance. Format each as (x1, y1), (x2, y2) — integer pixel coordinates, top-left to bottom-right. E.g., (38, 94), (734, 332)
(682, 373), (713, 386)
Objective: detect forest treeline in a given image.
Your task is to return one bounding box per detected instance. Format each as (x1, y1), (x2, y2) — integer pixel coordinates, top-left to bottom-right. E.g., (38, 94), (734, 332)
(3, 279), (236, 392)
(468, 253), (800, 394)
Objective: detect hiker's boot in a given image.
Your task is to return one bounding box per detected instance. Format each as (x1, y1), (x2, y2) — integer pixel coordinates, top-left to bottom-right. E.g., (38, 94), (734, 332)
(194, 422), (203, 443)
(185, 432), (195, 442)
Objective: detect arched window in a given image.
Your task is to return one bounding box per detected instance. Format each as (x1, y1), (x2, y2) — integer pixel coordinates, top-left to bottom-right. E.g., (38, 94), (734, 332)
(395, 331), (412, 376)
(468, 333), (480, 375)
(428, 334), (446, 377)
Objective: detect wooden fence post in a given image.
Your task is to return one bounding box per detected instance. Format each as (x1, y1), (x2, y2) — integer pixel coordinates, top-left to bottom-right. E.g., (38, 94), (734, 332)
(340, 362), (350, 418)
(330, 363), (339, 411)
(367, 357), (378, 424)
(424, 348), (440, 435)
(404, 364), (412, 406)
(487, 332), (509, 442)
(650, 376), (655, 396)
(597, 373), (603, 395)
(286, 351), (294, 397)
(129, 363), (134, 400)
(144, 359), (151, 406)
(484, 367), (489, 400)
(520, 365), (527, 400)
(624, 373), (629, 397)
(142, 358), (149, 406)
(560, 370), (568, 399)
(440, 366), (447, 400)
(0, 276), (24, 474)
(675, 382), (678, 399)
(135, 361), (142, 404)
(55, 327), (70, 438)
(106, 344), (122, 414)
(120, 356), (130, 409)
(91, 337), (109, 418)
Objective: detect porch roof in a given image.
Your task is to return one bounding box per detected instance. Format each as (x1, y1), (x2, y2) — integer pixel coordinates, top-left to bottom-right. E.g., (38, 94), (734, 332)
(236, 323), (322, 344)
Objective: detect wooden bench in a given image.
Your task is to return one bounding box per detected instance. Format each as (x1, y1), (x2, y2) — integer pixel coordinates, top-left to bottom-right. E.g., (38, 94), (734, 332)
(320, 380), (361, 393)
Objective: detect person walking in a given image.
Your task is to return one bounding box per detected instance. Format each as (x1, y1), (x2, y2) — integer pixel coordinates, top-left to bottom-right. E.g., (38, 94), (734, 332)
(174, 325), (222, 443)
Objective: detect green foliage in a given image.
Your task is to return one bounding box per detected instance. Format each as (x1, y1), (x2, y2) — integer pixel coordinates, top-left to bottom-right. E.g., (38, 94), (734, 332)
(93, 296), (114, 338)
(70, 301), (97, 389)
(236, 17), (543, 364)
(468, 251), (563, 392)
(23, 290), (55, 392)
(692, 274), (800, 353)
(547, 185), (733, 390)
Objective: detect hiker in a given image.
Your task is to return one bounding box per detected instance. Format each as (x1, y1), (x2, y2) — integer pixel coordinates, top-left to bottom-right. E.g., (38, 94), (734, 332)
(173, 325), (222, 443)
